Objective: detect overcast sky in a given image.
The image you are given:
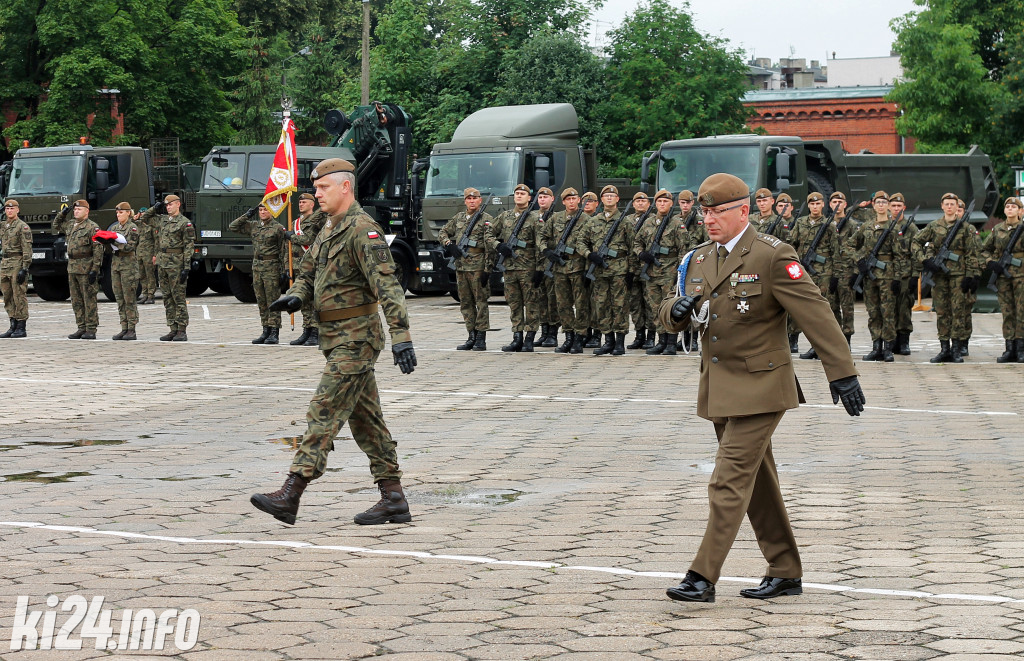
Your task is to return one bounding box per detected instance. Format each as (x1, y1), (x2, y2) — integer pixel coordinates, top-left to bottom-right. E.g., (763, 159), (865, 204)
(590, 0), (922, 63)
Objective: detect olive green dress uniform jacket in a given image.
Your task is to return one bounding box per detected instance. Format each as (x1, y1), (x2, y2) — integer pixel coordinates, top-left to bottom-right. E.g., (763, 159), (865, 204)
(664, 225), (857, 419)
(439, 211), (495, 271)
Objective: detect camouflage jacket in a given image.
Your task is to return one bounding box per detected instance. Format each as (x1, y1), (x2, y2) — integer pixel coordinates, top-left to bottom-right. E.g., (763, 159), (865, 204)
(52, 209), (102, 275)
(850, 216), (909, 280)
(686, 219), (710, 248)
(288, 201), (411, 357)
(633, 211), (689, 279)
(137, 208), (196, 271)
(893, 215), (920, 277)
(108, 219), (140, 273)
(136, 218), (157, 253)
(981, 220), (1024, 279)
(576, 206), (635, 277)
(751, 212), (777, 235)
(439, 210), (495, 272)
(913, 217), (981, 278)
(490, 206), (540, 272)
(832, 212), (861, 276)
(539, 209), (590, 275)
(625, 211), (655, 273)
(787, 214), (839, 280)
(0, 216), (33, 270)
(228, 214), (302, 271)
(291, 210), (331, 261)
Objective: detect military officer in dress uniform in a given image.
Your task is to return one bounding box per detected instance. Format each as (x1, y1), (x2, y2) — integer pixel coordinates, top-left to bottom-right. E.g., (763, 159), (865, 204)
(440, 187), (494, 351)
(0, 199), (32, 338)
(660, 173), (863, 604)
(52, 200), (103, 339)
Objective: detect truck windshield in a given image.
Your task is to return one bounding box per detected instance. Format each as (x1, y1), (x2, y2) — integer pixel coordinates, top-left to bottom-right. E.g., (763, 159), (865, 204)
(246, 153), (275, 190)
(8, 155), (85, 196)
(203, 153), (245, 190)
(657, 146), (760, 193)
(425, 153), (519, 197)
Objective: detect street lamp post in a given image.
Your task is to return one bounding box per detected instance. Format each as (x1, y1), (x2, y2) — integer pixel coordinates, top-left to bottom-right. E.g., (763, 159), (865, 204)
(362, 0), (370, 105)
(280, 46), (312, 117)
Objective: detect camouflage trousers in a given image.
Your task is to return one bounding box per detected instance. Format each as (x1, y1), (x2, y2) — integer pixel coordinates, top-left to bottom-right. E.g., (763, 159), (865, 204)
(300, 297), (316, 330)
(629, 277), (652, 330)
(137, 248), (158, 297)
(456, 270), (490, 332)
(68, 272), (99, 332)
(644, 273), (675, 333)
(832, 279), (855, 335)
(504, 269), (540, 332)
(158, 267), (188, 330)
(996, 276), (1024, 339)
(111, 268), (139, 330)
(540, 277), (558, 325)
(896, 278), (915, 333)
(0, 267), (28, 320)
(253, 267), (282, 329)
(929, 274), (973, 341)
(863, 278), (898, 342)
(593, 274), (629, 333)
(290, 343), (400, 483)
(553, 271), (589, 333)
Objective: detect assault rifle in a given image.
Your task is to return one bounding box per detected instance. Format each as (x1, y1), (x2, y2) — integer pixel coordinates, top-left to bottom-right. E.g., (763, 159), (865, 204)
(542, 208), (586, 278)
(445, 194), (493, 271)
(921, 199), (976, 289)
(584, 201), (635, 281)
(494, 196), (539, 273)
(632, 205), (655, 233)
(684, 206), (699, 231)
(852, 212), (903, 294)
(834, 198), (862, 236)
(639, 207), (683, 281)
(799, 207), (837, 276)
(766, 201), (805, 237)
(986, 220), (1024, 292)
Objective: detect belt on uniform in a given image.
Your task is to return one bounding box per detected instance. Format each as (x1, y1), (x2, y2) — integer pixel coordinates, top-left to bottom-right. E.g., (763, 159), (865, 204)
(467, 247), (484, 254)
(160, 248), (180, 253)
(319, 302), (378, 322)
(69, 251), (92, 258)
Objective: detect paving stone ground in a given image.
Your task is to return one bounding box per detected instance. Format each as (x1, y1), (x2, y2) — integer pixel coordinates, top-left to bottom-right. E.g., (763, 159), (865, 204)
(0, 289), (1022, 660)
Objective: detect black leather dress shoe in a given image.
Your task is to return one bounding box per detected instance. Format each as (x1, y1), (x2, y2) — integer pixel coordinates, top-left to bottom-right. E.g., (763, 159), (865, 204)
(739, 576), (802, 599)
(666, 572), (715, 603)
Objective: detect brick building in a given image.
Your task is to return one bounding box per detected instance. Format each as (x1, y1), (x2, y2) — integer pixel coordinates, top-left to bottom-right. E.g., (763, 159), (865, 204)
(743, 86), (915, 154)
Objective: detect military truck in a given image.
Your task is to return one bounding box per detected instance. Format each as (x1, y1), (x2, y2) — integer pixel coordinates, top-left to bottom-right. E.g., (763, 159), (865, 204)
(0, 142), (200, 302)
(641, 135), (999, 225)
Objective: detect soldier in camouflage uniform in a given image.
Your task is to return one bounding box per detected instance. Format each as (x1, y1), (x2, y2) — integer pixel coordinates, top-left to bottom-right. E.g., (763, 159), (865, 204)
(51, 200), (102, 339)
(137, 194), (195, 341)
(534, 187), (560, 347)
(829, 192), (858, 345)
(491, 184), (542, 352)
(251, 158), (417, 526)
(750, 188), (776, 232)
(107, 202), (141, 340)
(955, 198), (976, 356)
(770, 193), (796, 242)
(539, 187), (590, 353)
(439, 187), (494, 351)
(135, 208), (158, 304)
(229, 203), (304, 345)
(982, 197), (1024, 363)
(0, 199), (32, 338)
(635, 189), (687, 355)
(578, 184), (634, 355)
(889, 193), (919, 355)
(786, 192), (840, 360)
(915, 192), (982, 363)
(289, 193), (331, 346)
(681, 190), (708, 247)
(580, 191), (601, 347)
(626, 191), (655, 350)
(850, 191), (906, 361)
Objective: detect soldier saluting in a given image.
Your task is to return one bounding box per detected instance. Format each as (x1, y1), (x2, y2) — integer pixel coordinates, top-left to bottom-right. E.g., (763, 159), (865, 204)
(51, 200), (102, 339)
(137, 194), (195, 341)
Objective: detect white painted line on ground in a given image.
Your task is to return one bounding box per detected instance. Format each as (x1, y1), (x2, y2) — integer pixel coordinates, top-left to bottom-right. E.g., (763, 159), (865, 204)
(0, 377), (1014, 417)
(1, 521), (1020, 605)
(202, 305), (211, 320)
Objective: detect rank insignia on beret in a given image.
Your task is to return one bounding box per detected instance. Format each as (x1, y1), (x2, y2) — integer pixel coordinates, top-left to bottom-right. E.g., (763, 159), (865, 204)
(737, 274), (758, 283)
(367, 230), (380, 239)
(785, 262), (804, 279)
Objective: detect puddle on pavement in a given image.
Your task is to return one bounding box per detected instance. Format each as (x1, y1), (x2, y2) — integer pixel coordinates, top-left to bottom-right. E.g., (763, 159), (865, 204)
(157, 474), (232, 481)
(347, 485), (524, 506)
(2, 471), (93, 483)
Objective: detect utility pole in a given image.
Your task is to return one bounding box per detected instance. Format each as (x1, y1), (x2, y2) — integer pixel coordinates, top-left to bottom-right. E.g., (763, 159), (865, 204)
(361, 0), (370, 104)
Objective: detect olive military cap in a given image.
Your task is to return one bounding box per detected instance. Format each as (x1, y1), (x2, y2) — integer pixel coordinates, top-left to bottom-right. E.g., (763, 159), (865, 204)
(872, 190), (889, 202)
(754, 188), (773, 200)
(830, 191), (846, 201)
(632, 191), (650, 202)
(889, 192), (905, 203)
(537, 187), (554, 197)
(513, 183), (531, 194)
(463, 187), (481, 198)
(698, 173), (749, 207)
(4, 198), (19, 208)
(807, 192), (824, 203)
(654, 189), (673, 202)
(163, 194), (181, 203)
(299, 193), (316, 202)
(114, 201), (132, 211)
(677, 190), (695, 202)
(561, 187), (579, 200)
(310, 158), (355, 181)
(1005, 197), (1022, 207)
(940, 192), (959, 203)
(600, 184), (618, 197)
(776, 193), (793, 204)
(581, 191), (598, 203)
(73, 199), (90, 208)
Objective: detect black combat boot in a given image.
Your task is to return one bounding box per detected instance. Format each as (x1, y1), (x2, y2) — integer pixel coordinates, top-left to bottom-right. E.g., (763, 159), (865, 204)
(265, 328), (280, 344)
(159, 328), (177, 341)
(881, 340), (895, 362)
(1016, 339), (1024, 363)
(646, 333), (667, 355)
(569, 332), (584, 354)
(122, 328), (136, 341)
(897, 332), (912, 355)
(584, 328), (600, 348)
(643, 328), (656, 350)
(996, 339), (1017, 363)
(930, 339), (952, 363)
(521, 331), (536, 352)
(800, 346), (819, 360)
(10, 320), (26, 338)
(0, 319), (14, 338)
(960, 339), (969, 356)
(789, 333), (800, 353)
(290, 327), (312, 345)
(863, 339), (883, 361)
(81, 331), (96, 340)
(456, 330), (477, 351)
(172, 330), (188, 342)
(304, 328), (319, 346)
(252, 327), (270, 344)
(112, 329), (127, 340)
(555, 331), (574, 353)
(662, 333), (679, 355)
(611, 332), (626, 355)
(472, 330), (487, 351)
(537, 323), (549, 346)
(502, 332), (523, 352)
(250, 472), (309, 525)
(542, 324), (559, 348)
(844, 333), (852, 348)
(627, 328), (647, 350)
(593, 333), (614, 355)
(354, 479), (412, 525)
(949, 339), (964, 363)
(68, 329), (85, 339)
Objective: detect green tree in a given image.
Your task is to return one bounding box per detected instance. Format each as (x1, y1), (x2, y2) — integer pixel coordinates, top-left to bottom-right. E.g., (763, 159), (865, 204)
(226, 21), (279, 145)
(600, 0), (750, 179)
(286, 22), (357, 144)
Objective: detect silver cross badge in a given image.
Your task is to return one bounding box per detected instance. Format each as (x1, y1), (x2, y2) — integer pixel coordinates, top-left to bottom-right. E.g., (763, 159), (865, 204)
(737, 300), (749, 314)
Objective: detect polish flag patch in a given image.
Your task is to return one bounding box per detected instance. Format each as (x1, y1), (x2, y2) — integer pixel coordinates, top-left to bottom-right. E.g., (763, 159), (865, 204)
(367, 230), (380, 239)
(785, 262), (804, 279)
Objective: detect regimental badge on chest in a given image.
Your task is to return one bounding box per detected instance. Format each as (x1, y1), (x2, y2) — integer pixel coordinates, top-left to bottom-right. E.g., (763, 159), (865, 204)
(737, 300), (749, 314)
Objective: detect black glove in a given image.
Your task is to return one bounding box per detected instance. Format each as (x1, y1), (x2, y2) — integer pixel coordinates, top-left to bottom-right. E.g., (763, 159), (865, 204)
(531, 271), (544, 287)
(244, 206), (258, 219)
(907, 275), (919, 292)
(830, 375), (866, 417)
(624, 272), (634, 288)
(638, 250), (655, 264)
(283, 230), (296, 239)
(847, 274), (858, 289)
(961, 276), (979, 293)
(151, 201), (165, 214)
(669, 295), (696, 322)
(988, 260), (1006, 276)
(856, 258), (871, 275)
(890, 279), (902, 296)
(496, 243), (514, 258)
(16, 269), (28, 285)
(444, 243), (465, 259)
(922, 257), (942, 273)
(269, 295), (302, 313)
(280, 272), (291, 292)
(828, 277), (839, 294)
(392, 341), (417, 374)
(587, 251), (604, 265)
(479, 271), (490, 287)
(87, 271), (97, 285)
(179, 269), (189, 284)
(542, 249), (559, 262)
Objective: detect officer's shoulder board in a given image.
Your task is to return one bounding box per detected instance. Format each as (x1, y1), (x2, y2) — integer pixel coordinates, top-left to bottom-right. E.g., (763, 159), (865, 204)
(694, 239), (713, 249)
(756, 233), (782, 248)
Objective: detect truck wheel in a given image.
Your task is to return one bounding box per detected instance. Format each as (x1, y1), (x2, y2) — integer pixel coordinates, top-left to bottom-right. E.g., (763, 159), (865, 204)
(228, 269), (257, 303)
(207, 270), (231, 295)
(100, 257), (115, 302)
(449, 288), (460, 302)
(32, 274), (70, 301)
(806, 171), (834, 199)
(391, 246), (412, 293)
(186, 263), (208, 297)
